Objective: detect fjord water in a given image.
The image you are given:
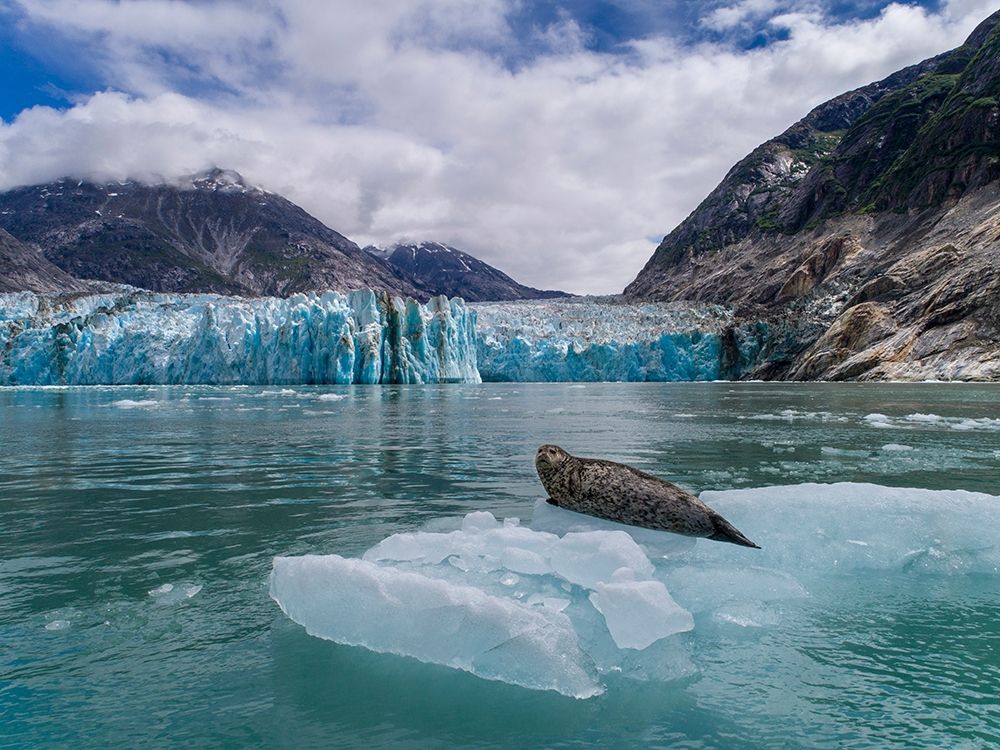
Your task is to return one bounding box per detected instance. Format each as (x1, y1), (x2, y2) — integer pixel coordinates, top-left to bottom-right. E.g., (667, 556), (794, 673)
(2, 383), (999, 749)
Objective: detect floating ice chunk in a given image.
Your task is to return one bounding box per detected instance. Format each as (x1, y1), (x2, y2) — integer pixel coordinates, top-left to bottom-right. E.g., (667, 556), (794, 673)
(269, 554), (602, 698)
(148, 582), (202, 604)
(271, 483), (1000, 698)
(698, 483), (1000, 575)
(821, 446), (870, 458)
(45, 619), (70, 631)
(590, 580), (693, 649)
(317, 393), (348, 401)
(862, 413), (1000, 432)
(549, 531), (654, 589)
(881, 443), (913, 452)
(112, 399), (158, 408)
(462, 511), (499, 532)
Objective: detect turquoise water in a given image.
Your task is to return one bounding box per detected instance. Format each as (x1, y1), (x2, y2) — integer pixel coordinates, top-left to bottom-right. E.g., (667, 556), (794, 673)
(2, 383), (999, 749)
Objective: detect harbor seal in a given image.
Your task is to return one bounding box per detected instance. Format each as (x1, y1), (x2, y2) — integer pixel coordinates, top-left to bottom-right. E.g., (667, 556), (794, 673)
(535, 445), (760, 548)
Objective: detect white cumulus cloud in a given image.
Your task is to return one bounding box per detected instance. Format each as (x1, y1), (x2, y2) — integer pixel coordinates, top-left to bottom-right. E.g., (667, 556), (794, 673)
(1, 0), (996, 294)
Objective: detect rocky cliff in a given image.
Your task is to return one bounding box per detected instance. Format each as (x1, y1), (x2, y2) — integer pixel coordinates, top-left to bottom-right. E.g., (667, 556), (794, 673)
(0, 227), (91, 293)
(626, 11), (1000, 381)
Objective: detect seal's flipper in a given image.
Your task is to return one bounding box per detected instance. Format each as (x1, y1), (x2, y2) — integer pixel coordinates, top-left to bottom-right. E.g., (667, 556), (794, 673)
(708, 514), (760, 549)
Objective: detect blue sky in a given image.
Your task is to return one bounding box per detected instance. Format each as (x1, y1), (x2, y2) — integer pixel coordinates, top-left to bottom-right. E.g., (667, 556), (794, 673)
(0, 0), (989, 293)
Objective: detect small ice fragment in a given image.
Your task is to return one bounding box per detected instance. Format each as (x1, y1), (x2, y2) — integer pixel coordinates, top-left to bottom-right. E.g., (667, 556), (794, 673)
(549, 531), (655, 589)
(589, 580), (693, 650)
(462, 511), (499, 532)
(503, 517), (520, 528)
(148, 581), (201, 604)
(881, 444), (913, 452)
(45, 620), (70, 631)
(499, 573), (520, 586)
(318, 393), (347, 401)
(184, 584), (202, 598)
(501, 547), (550, 575)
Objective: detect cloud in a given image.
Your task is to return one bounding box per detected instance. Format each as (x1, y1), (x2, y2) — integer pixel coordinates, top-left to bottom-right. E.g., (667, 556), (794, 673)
(1, 0), (996, 294)
(701, 0), (785, 32)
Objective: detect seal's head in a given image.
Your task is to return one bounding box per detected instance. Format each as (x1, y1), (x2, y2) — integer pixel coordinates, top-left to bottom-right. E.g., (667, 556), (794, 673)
(535, 444), (570, 485)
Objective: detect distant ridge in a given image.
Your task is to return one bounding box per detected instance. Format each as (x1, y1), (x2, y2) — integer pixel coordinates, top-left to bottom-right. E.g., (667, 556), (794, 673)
(366, 240), (570, 301)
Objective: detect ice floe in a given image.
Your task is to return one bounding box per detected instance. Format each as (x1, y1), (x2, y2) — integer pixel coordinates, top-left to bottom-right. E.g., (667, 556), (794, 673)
(270, 483), (1000, 698)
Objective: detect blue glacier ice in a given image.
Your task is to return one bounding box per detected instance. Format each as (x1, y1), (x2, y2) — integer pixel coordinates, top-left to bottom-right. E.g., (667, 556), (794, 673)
(0, 290), (480, 385)
(270, 483), (1000, 698)
(473, 298), (764, 381)
(0, 291), (769, 385)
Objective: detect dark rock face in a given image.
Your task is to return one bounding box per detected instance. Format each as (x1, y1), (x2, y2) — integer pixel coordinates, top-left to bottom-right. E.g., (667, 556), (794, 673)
(367, 241), (569, 302)
(626, 11), (1000, 381)
(0, 227), (90, 293)
(0, 169), (420, 298)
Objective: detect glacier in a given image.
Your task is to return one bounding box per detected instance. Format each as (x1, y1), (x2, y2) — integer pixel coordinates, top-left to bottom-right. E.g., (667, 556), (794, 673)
(0, 289), (480, 385)
(269, 482), (1000, 698)
(0, 291), (768, 384)
(473, 298), (765, 381)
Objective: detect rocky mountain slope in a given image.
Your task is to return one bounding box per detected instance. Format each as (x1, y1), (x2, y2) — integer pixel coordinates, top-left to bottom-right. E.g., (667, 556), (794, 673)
(0, 227), (91, 293)
(626, 10), (1000, 381)
(367, 241), (568, 301)
(0, 169), (421, 298)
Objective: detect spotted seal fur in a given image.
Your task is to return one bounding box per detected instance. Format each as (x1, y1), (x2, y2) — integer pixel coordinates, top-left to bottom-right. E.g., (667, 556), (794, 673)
(535, 444), (760, 548)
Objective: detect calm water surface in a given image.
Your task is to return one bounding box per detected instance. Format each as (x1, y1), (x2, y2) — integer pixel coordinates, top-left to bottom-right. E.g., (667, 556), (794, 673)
(1, 383), (999, 749)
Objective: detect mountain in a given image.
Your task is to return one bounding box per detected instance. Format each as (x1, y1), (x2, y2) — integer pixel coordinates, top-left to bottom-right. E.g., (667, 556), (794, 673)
(0, 227), (91, 293)
(366, 241), (569, 301)
(0, 169), (421, 298)
(626, 11), (1000, 381)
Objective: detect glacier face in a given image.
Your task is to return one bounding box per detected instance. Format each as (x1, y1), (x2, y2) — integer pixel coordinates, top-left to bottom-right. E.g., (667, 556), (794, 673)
(0, 292), (765, 385)
(271, 483), (1000, 698)
(473, 298), (765, 382)
(0, 290), (480, 385)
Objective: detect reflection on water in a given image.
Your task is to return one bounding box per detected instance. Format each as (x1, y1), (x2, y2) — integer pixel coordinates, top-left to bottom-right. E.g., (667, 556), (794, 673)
(1, 383), (998, 749)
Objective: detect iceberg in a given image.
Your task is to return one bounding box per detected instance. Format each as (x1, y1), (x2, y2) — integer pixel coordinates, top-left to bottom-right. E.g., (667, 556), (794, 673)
(0, 289), (479, 385)
(472, 298), (765, 381)
(270, 483), (1000, 698)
